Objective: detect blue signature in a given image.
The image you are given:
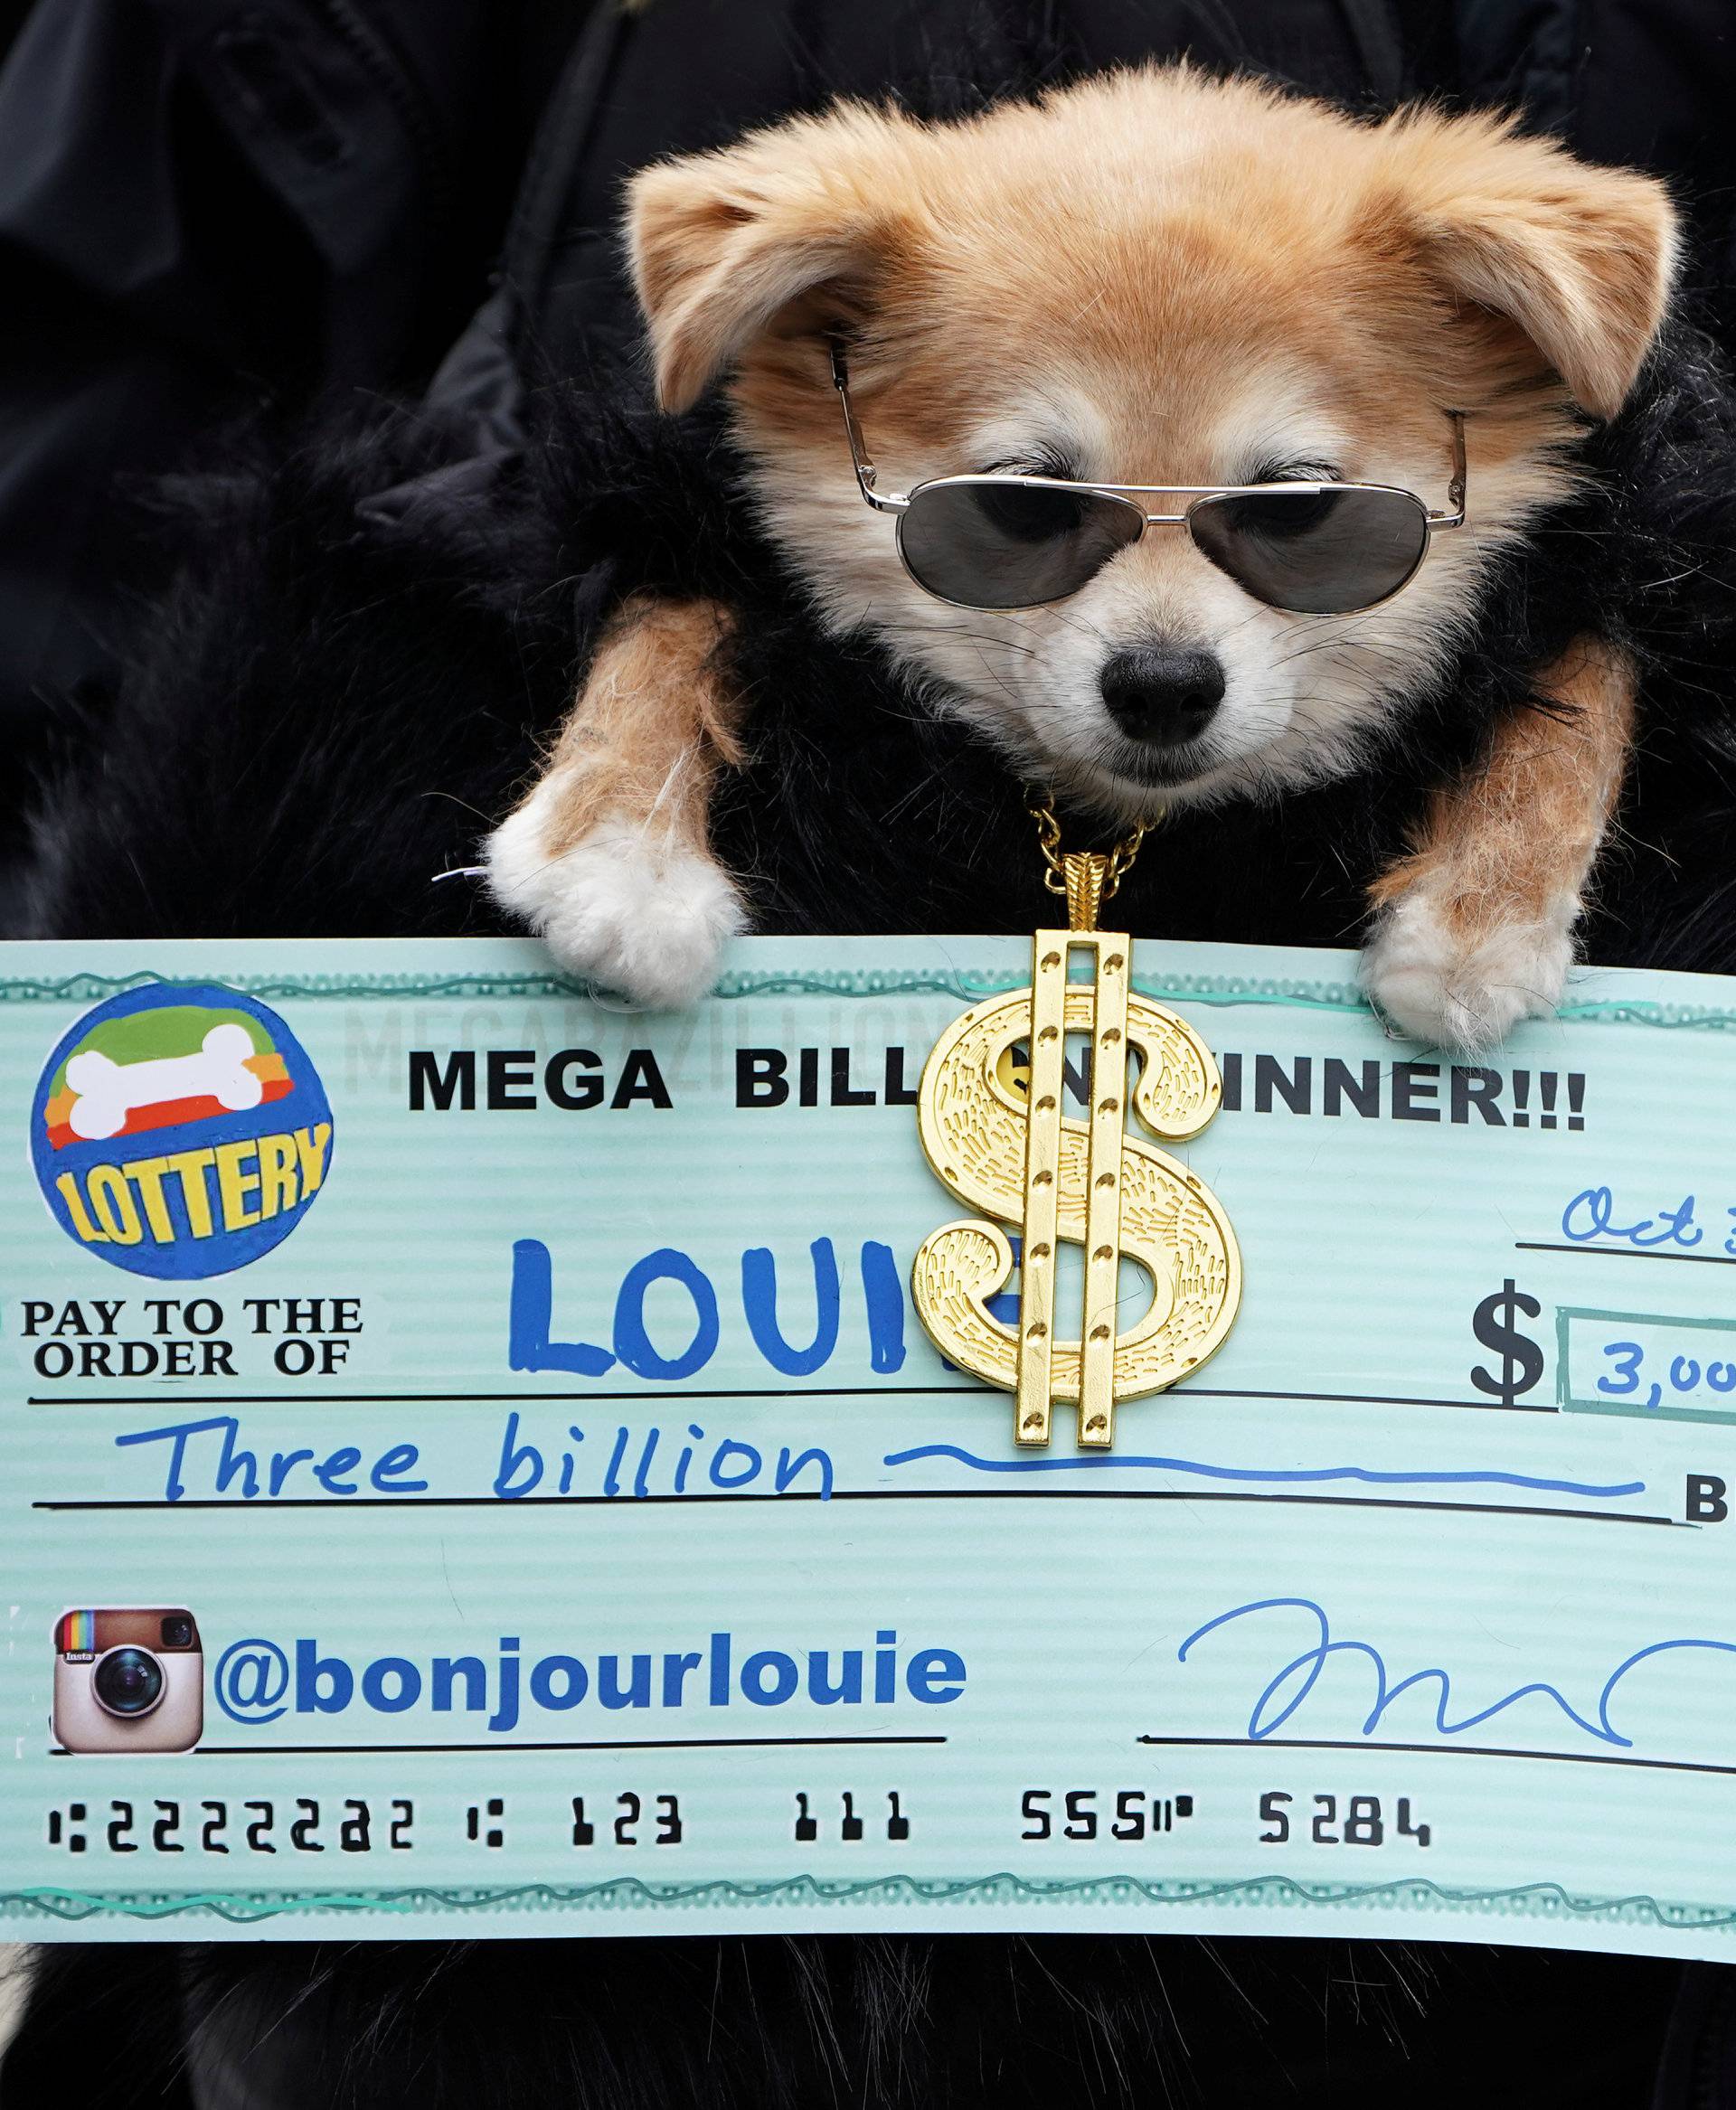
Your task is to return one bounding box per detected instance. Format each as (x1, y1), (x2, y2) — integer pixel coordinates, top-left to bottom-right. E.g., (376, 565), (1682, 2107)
(1178, 1597), (1736, 1749)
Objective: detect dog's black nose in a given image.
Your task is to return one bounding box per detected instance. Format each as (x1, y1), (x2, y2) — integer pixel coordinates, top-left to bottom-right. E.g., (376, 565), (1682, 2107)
(1099, 647), (1225, 746)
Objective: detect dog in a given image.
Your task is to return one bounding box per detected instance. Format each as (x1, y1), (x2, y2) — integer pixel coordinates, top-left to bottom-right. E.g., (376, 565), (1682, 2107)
(484, 65), (1676, 1050)
(4, 61), (1723, 2110)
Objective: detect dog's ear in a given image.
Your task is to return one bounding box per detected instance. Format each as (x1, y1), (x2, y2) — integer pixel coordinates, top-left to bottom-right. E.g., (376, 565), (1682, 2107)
(627, 108), (910, 414)
(1385, 118), (1678, 419)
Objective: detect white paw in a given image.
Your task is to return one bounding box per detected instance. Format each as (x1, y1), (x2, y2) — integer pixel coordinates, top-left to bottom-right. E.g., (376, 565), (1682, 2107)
(485, 790), (744, 1008)
(1360, 893), (1573, 1052)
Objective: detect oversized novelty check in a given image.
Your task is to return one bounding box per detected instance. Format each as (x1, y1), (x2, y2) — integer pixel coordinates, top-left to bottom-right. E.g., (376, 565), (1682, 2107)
(5, 933), (1736, 1955)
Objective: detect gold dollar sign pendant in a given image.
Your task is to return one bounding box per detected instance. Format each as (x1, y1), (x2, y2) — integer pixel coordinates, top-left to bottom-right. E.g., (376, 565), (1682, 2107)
(911, 803), (1241, 1447)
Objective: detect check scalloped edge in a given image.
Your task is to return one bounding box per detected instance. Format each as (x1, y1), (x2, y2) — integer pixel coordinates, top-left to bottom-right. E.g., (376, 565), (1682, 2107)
(3, 968), (1735, 1031)
(7, 1871), (1736, 1929)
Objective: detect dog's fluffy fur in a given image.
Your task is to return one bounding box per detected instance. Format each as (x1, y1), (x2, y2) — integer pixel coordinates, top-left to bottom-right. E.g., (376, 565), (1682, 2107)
(482, 67), (1693, 1047)
(16, 280), (1736, 992)
(14, 179), (1736, 996)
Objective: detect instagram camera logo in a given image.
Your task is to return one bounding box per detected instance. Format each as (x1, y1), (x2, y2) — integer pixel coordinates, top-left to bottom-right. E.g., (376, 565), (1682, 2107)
(52, 1608), (203, 1753)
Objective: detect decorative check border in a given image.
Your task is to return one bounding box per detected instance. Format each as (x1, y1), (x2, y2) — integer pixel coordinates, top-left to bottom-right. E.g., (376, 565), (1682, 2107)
(2, 966), (1734, 1031)
(6, 948), (1734, 1934)
(7, 1871), (1736, 1931)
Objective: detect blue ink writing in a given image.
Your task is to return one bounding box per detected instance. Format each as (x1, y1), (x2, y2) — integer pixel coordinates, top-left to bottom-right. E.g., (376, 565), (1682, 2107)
(116, 1415), (426, 1502)
(1597, 1339), (1736, 1412)
(509, 1236), (910, 1381)
(1563, 1186), (1703, 1250)
(1178, 1597), (1736, 1750)
(494, 1412), (832, 1501)
(884, 1443), (1643, 1502)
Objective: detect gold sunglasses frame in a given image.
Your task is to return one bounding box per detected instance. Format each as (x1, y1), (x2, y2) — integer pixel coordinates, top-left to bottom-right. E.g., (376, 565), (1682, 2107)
(828, 342), (1467, 616)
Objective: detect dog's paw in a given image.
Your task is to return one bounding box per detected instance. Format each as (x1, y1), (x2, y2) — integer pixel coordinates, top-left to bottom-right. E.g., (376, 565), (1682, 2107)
(1360, 893), (1573, 1052)
(485, 795), (744, 1008)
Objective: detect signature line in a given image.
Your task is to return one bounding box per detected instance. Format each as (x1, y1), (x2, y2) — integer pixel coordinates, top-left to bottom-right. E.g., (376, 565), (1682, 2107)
(1135, 1734), (1736, 1780)
(1516, 1241), (1736, 1268)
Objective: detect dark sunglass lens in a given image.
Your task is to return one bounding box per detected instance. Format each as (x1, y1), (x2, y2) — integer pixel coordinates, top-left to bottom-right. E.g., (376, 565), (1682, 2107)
(970, 482), (1092, 544)
(1189, 486), (1429, 614)
(898, 480), (1143, 608)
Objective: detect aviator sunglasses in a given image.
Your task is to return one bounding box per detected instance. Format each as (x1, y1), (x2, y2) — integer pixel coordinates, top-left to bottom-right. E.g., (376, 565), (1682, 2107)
(830, 342), (1467, 616)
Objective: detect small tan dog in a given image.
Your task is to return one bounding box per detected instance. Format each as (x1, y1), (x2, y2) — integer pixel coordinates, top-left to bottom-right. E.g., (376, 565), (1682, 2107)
(486, 66), (1675, 1049)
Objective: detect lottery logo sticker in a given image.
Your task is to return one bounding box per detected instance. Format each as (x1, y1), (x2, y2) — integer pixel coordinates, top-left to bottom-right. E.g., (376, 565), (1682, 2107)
(31, 984), (333, 1278)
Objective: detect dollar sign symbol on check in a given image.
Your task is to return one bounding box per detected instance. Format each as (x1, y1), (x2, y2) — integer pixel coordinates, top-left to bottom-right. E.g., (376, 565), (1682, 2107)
(1469, 1278), (1545, 1408)
(910, 828), (1241, 1449)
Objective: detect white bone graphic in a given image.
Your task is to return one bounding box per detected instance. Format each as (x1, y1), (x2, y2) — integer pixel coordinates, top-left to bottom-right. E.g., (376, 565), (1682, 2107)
(65, 1022), (264, 1141)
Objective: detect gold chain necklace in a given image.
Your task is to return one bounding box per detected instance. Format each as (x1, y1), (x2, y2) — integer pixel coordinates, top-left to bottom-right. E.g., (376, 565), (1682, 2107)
(910, 796), (1242, 1448)
(1028, 796), (1148, 933)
